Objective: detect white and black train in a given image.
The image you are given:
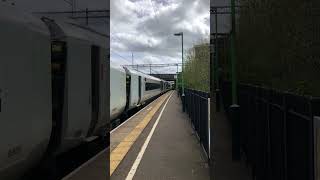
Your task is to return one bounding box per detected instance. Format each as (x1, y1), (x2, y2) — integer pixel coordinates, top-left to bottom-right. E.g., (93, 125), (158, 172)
(0, 4), (170, 180)
(0, 5), (109, 180)
(110, 64), (171, 122)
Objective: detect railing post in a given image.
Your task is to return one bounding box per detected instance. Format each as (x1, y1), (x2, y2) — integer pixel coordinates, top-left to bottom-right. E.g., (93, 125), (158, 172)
(314, 116), (320, 180)
(283, 93), (288, 180)
(216, 88), (221, 112)
(208, 97), (211, 160)
(199, 94), (202, 143)
(192, 91), (195, 127)
(230, 104), (241, 161)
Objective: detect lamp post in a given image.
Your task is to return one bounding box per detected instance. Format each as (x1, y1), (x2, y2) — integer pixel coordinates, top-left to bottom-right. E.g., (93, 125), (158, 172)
(229, 0), (241, 161)
(176, 63), (179, 91)
(174, 32), (185, 112)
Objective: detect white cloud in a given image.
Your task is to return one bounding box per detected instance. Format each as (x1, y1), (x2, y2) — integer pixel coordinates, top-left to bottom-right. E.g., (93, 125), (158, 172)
(111, 0), (209, 74)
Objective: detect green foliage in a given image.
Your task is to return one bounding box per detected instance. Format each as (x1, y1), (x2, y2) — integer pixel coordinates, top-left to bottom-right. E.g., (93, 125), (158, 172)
(220, 0), (320, 96)
(178, 41), (210, 92)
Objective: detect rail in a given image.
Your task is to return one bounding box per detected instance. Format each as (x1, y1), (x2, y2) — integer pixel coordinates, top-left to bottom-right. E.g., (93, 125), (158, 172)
(180, 88), (210, 161)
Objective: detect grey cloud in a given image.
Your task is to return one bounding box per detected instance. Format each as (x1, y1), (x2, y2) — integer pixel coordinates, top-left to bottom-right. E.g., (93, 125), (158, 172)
(111, 0), (209, 74)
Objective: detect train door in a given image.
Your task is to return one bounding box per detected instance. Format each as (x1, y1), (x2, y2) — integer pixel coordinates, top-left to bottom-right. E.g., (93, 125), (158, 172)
(160, 81), (163, 91)
(50, 41), (67, 151)
(138, 76), (142, 104)
(87, 45), (100, 136)
(125, 73), (131, 110)
(41, 17), (67, 153)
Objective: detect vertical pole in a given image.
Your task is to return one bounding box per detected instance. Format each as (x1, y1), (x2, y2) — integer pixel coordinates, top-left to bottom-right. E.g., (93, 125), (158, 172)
(215, 8), (220, 112)
(229, 1), (240, 161)
(213, 8), (217, 89)
(182, 34), (184, 96)
(86, 8), (89, 25)
(71, 0), (74, 17)
(215, 9), (219, 89)
(209, 5), (214, 167)
(231, 0), (237, 105)
(176, 64), (179, 92)
(73, 0), (76, 12)
(132, 52), (134, 66)
(177, 64), (179, 74)
(181, 33), (185, 112)
(150, 64), (151, 74)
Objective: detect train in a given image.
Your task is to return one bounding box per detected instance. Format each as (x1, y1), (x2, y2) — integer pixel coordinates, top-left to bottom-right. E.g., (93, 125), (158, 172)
(0, 4), (171, 180)
(110, 64), (171, 122)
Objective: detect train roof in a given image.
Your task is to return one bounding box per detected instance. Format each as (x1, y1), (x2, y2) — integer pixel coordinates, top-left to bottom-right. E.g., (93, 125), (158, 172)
(0, 4), (50, 36)
(124, 67), (163, 82)
(51, 20), (107, 49)
(144, 73), (162, 81)
(110, 62), (126, 73)
(0, 4), (107, 49)
(38, 16), (107, 49)
(110, 62), (166, 82)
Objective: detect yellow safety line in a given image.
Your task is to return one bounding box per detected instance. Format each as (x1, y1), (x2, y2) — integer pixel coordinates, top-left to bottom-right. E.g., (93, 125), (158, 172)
(110, 93), (171, 176)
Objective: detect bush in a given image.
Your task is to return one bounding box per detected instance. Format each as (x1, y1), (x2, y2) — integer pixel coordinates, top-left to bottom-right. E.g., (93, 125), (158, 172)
(178, 40), (210, 92)
(220, 0), (320, 96)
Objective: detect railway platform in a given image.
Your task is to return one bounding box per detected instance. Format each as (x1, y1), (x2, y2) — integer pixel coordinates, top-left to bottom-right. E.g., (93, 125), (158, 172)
(110, 91), (210, 180)
(61, 147), (109, 180)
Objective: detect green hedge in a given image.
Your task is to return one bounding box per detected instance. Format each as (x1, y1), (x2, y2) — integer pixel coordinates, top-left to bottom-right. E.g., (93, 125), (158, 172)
(178, 42), (210, 92)
(220, 0), (320, 96)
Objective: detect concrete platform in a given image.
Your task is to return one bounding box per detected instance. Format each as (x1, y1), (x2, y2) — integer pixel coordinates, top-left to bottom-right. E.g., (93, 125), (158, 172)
(61, 92), (171, 180)
(110, 92), (171, 175)
(61, 147), (109, 180)
(111, 91), (210, 180)
(210, 98), (251, 180)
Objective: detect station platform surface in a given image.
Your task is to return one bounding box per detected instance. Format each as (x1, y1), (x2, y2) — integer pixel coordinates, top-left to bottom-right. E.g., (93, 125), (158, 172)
(111, 91), (210, 180)
(61, 147), (108, 180)
(210, 101), (251, 180)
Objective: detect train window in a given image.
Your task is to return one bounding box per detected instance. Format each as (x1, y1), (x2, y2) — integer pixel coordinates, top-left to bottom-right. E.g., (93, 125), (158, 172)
(145, 82), (160, 91)
(52, 43), (63, 52)
(52, 41), (66, 62)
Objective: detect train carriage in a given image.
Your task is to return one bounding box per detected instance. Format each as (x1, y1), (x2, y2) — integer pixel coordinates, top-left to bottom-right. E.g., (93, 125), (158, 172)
(110, 64), (126, 120)
(141, 75), (162, 102)
(0, 5), (52, 180)
(0, 4), (109, 179)
(123, 67), (143, 110)
(0, 4), (170, 179)
(42, 18), (108, 155)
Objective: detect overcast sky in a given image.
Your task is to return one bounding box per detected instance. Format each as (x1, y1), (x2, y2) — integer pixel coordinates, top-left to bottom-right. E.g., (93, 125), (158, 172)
(110, 0), (209, 74)
(3, 0), (108, 34)
(3, 0), (210, 74)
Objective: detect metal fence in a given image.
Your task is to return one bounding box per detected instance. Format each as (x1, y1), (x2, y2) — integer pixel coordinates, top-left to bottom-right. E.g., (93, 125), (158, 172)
(220, 80), (320, 180)
(181, 88), (210, 161)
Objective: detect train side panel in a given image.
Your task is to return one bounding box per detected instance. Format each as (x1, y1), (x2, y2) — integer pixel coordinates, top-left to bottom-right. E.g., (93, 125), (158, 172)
(128, 73), (139, 109)
(0, 8), (51, 179)
(58, 37), (92, 153)
(140, 77), (162, 103)
(110, 66), (126, 120)
(92, 48), (108, 136)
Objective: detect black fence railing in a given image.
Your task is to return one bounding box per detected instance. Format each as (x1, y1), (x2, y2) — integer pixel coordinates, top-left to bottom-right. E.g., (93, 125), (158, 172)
(181, 88), (210, 160)
(220, 80), (320, 180)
